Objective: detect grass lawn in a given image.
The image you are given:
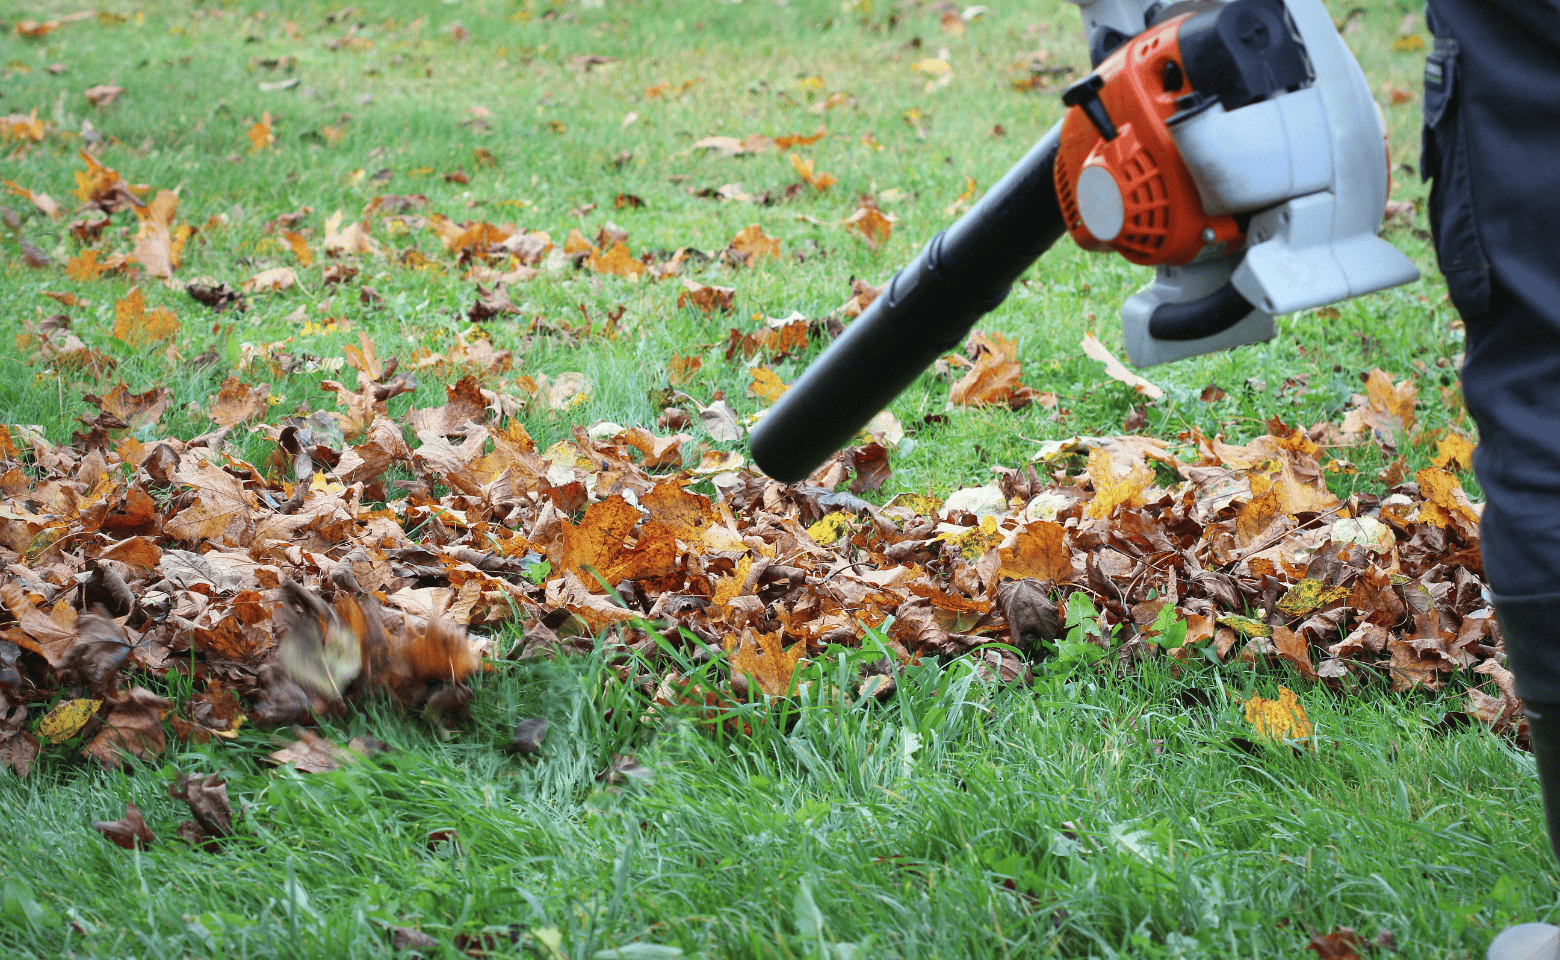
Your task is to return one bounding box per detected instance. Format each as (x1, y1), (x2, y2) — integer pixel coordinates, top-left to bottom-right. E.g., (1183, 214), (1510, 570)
(1, 0), (1551, 957)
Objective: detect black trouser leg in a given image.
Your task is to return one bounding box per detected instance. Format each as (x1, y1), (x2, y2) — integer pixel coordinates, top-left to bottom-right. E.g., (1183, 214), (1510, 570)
(1526, 700), (1560, 868)
(1500, 594), (1560, 866)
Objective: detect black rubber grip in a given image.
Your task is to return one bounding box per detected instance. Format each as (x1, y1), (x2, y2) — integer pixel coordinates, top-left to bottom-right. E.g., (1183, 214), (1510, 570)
(1146, 282), (1255, 341)
(749, 122), (1067, 484)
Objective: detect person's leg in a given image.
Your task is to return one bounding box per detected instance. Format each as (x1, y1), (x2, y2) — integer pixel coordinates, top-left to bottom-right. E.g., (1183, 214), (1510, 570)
(1423, 1), (1560, 956)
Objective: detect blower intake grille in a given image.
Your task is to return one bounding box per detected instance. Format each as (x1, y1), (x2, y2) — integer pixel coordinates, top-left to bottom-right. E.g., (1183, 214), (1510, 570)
(1108, 137), (1172, 261)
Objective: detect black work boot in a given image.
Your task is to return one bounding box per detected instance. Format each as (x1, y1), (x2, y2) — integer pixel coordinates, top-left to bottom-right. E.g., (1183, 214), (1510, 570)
(1488, 592), (1560, 960)
(1487, 699), (1560, 959)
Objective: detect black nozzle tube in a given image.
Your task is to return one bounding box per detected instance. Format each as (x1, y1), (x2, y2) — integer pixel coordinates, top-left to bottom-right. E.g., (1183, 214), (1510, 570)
(749, 122), (1067, 483)
(1146, 281), (1256, 341)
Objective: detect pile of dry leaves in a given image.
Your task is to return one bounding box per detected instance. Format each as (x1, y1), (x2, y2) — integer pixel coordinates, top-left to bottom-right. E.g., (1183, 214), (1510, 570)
(0, 321), (1511, 777)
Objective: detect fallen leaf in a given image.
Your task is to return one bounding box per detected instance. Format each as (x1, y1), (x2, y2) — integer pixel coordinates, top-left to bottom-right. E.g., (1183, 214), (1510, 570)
(168, 772), (234, 841)
(699, 399), (743, 442)
(677, 279), (735, 314)
(91, 802), (155, 850)
(1305, 926), (1365, 960)
(1081, 332), (1163, 399)
(998, 521), (1072, 582)
(1432, 432), (1476, 472)
(1085, 446), (1153, 519)
(789, 153), (837, 191)
(585, 242), (648, 278)
(81, 687), (171, 768)
(1243, 686), (1312, 744)
(725, 225), (781, 265)
(37, 697), (102, 743)
(248, 111), (275, 152)
(842, 197), (895, 250)
(244, 266), (298, 293)
(208, 377), (271, 427)
(725, 628), (806, 697)
(84, 84), (125, 108)
(950, 332), (1034, 409)
(131, 189), (185, 278)
(111, 287), (181, 346)
(266, 728), (385, 773)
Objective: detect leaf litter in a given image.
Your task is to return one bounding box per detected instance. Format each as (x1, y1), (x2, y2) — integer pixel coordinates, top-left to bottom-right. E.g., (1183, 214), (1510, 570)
(0, 334), (1515, 784)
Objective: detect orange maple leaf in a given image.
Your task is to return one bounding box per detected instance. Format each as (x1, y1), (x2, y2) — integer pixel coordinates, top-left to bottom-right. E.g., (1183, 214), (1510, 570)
(111, 287), (180, 346)
(997, 520), (1073, 582)
(789, 153), (837, 191)
(949, 332), (1034, 409)
(747, 366), (789, 404)
(841, 197), (895, 250)
(725, 627), (806, 697)
(726, 225), (781, 265)
(1432, 431), (1476, 472)
(66, 249), (105, 282)
(248, 111), (275, 153)
(586, 242), (648, 278)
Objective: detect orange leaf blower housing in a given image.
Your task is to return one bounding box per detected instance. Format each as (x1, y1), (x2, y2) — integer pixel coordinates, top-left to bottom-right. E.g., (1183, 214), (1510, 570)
(1054, 12), (1244, 266)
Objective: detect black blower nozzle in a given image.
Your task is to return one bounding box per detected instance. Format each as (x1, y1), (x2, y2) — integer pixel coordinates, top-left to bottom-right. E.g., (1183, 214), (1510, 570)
(748, 122), (1067, 483)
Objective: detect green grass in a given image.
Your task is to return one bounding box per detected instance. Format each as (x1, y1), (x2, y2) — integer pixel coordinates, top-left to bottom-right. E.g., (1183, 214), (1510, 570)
(0, 0), (1533, 957)
(2, 0), (1466, 496)
(4, 649), (1553, 958)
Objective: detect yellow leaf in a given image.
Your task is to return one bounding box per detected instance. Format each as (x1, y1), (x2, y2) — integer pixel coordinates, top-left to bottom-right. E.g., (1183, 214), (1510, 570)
(886, 492), (940, 516)
(1217, 613), (1271, 638)
(38, 698), (102, 743)
(1415, 466), (1481, 534)
(936, 515), (1002, 561)
(1243, 686), (1313, 744)
(747, 366), (789, 404)
(1432, 432), (1476, 471)
(1275, 579), (1349, 618)
(248, 111), (275, 152)
(1085, 446), (1152, 519)
(806, 512), (854, 545)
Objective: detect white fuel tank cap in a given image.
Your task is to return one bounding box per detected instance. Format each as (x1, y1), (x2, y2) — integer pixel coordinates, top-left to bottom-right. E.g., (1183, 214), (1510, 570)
(1076, 164), (1125, 242)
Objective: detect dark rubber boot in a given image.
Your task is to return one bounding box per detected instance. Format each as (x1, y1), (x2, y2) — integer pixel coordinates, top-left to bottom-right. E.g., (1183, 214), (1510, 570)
(1524, 700), (1560, 868)
(1487, 702), (1560, 960)
(1488, 592), (1560, 960)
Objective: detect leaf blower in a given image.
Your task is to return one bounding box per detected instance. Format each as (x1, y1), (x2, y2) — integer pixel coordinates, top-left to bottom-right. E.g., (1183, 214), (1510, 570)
(749, 0), (1418, 483)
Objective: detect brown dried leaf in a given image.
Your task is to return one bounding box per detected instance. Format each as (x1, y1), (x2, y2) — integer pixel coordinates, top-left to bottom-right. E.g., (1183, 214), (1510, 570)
(725, 224), (781, 265)
(208, 377), (271, 427)
(949, 332), (1034, 409)
(81, 687), (171, 768)
(91, 802), (156, 850)
(841, 196), (895, 250)
(1080, 332), (1163, 399)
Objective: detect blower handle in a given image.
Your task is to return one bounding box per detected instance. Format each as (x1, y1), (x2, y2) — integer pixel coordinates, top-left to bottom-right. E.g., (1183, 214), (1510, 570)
(749, 122), (1068, 483)
(1146, 281), (1257, 341)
